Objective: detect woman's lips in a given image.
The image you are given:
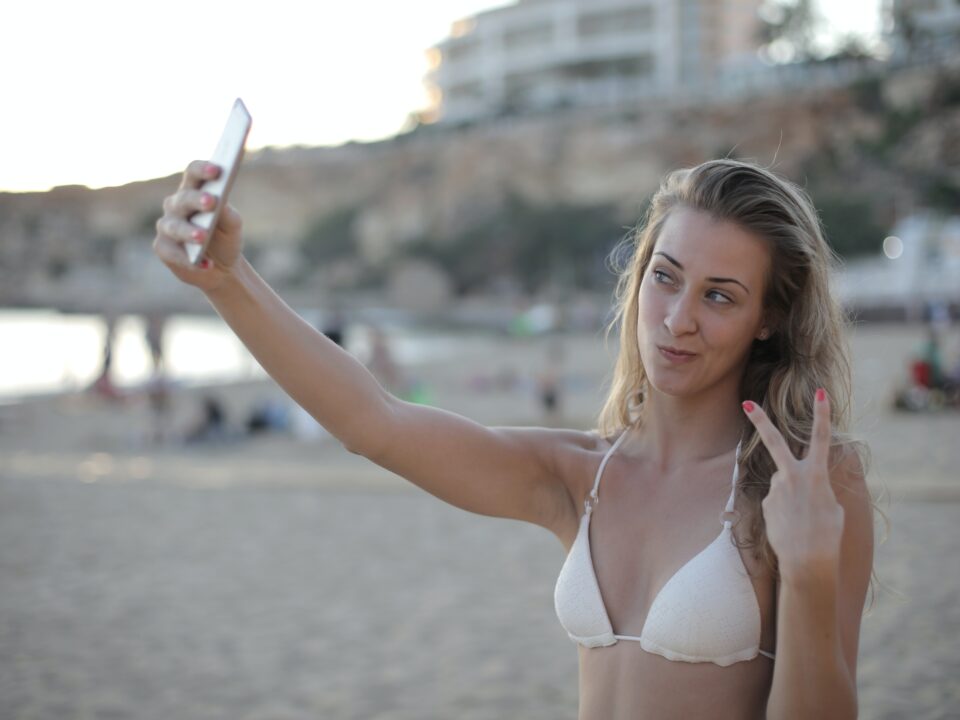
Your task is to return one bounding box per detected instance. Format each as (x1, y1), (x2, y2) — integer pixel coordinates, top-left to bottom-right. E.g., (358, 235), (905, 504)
(658, 346), (699, 364)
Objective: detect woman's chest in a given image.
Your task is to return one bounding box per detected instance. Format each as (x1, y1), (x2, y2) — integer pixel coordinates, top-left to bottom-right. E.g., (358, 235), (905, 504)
(581, 468), (778, 695)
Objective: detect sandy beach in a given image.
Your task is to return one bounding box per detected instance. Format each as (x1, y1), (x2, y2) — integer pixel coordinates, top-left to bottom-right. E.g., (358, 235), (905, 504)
(1, 324), (958, 719)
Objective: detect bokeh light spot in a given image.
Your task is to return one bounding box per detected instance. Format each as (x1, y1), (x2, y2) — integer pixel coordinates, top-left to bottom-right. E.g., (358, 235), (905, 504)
(883, 236), (903, 259)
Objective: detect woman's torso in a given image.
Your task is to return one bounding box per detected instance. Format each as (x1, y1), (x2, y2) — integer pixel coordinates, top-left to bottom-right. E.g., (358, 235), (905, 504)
(552, 430), (777, 720)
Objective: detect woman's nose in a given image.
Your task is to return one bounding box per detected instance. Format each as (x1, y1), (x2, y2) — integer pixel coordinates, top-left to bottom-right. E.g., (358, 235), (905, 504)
(664, 292), (698, 336)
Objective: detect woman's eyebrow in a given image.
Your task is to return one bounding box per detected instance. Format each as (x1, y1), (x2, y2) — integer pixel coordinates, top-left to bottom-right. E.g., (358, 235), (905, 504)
(652, 251), (750, 295)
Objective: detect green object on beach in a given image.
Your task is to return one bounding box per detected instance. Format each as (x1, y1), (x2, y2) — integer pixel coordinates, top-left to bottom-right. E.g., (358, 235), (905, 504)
(403, 379), (432, 405)
(509, 314), (532, 337)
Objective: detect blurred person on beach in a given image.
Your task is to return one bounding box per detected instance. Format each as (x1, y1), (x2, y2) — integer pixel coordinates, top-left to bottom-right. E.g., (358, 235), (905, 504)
(144, 311), (172, 444)
(364, 324), (404, 397)
(145, 312), (168, 374)
(184, 395), (228, 444)
(245, 397), (289, 435)
(361, 324), (432, 405)
(537, 337), (565, 427)
(154, 157), (879, 718)
(320, 304), (346, 348)
(89, 311), (121, 400)
(893, 306), (960, 411)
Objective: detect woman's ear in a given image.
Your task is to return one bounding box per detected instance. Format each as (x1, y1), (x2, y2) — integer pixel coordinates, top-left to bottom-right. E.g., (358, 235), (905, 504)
(756, 308), (779, 341)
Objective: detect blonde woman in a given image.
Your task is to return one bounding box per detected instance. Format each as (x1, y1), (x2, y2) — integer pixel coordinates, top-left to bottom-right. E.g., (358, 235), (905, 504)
(154, 158), (876, 718)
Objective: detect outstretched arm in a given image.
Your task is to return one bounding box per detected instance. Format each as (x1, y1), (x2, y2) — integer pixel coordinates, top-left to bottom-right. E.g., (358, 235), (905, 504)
(154, 160), (580, 536)
(208, 257), (579, 530)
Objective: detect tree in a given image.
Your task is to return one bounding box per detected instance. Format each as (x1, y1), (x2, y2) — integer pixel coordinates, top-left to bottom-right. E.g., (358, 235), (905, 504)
(407, 195), (628, 295)
(299, 206), (360, 266)
(812, 192), (887, 259)
(757, 0), (825, 63)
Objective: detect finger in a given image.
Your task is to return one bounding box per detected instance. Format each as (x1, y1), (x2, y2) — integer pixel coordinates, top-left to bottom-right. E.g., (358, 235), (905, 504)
(156, 214), (209, 247)
(165, 188), (217, 219)
(805, 387), (831, 469)
(153, 232), (215, 274)
(179, 160), (221, 191)
(742, 401), (796, 471)
(152, 231), (193, 269)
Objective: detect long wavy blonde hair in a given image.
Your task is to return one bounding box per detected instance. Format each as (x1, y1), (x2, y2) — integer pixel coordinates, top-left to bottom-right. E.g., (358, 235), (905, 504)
(593, 158), (883, 604)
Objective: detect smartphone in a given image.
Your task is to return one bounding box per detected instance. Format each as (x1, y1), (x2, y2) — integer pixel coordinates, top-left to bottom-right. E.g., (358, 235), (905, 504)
(187, 98), (253, 265)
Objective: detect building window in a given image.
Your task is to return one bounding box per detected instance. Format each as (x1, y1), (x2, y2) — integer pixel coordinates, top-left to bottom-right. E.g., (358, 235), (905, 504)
(504, 23), (554, 52)
(564, 55), (655, 79)
(505, 69), (554, 95)
(449, 81), (483, 100)
(578, 7), (654, 37)
(446, 38), (479, 64)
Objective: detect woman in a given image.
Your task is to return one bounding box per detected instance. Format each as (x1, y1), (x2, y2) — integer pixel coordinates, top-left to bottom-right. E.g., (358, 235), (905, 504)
(154, 158), (877, 718)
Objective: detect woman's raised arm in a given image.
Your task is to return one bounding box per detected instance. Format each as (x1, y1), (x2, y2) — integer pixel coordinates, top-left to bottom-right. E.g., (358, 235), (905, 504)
(154, 161), (581, 537)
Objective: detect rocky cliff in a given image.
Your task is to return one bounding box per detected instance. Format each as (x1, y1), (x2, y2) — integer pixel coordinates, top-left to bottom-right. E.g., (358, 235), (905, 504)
(2, 54), (957, 311)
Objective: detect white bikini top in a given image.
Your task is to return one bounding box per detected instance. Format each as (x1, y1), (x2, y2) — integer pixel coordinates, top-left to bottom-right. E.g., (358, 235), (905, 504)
(554, 429), (776, 666)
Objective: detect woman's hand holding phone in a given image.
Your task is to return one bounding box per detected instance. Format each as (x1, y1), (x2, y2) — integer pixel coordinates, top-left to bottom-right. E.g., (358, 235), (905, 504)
(153, 160), (245, 293)
(154, 98), (251, 292)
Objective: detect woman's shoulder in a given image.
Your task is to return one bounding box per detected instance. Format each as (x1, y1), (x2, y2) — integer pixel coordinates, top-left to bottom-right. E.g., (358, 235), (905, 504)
(541, 427), (632, 543)
(552, 426), (628, 455)
(532, 424), (637, 484)
(532, 428), (604, 477)
(552, 426), (634, 490)
(499, 426), (604, 482)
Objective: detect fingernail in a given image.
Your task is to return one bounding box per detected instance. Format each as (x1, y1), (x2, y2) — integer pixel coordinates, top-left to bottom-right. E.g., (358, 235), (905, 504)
(816, 388), (826, 402)
(199, 258), (211, 269)
(200, 193), (213, 208)
(192, 228), (206, 242)
(205, 163), (218, 177)
(742, 401), (755, 413)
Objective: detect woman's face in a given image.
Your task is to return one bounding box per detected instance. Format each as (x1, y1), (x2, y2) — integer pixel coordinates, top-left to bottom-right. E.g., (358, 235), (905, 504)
(637, 205), (771, 399)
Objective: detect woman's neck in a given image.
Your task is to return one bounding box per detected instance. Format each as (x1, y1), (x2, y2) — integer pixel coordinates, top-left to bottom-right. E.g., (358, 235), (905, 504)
(630, 383), (749, 474)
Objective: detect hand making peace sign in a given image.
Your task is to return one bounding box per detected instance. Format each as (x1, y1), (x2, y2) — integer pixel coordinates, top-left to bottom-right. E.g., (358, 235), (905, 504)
(742, 388), (846, 584)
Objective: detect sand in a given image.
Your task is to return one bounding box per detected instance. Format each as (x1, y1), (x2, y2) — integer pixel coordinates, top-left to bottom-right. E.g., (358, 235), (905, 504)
(1, 324), (958, 719)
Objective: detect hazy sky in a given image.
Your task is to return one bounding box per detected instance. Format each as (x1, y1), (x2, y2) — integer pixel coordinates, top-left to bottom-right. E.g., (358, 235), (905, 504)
(1, 0), (882, 193)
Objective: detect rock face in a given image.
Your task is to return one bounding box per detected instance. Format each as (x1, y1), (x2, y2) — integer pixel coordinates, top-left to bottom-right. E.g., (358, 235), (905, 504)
(1, 58), (957, 310)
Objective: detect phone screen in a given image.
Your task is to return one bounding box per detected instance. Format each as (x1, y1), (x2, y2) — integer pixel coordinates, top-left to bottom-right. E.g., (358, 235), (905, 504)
(187, 98), (253, 265)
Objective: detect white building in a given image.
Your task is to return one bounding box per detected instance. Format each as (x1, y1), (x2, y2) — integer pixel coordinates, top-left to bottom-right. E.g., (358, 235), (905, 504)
(835, 213), (960, 315)
(424, 0), (765, 124)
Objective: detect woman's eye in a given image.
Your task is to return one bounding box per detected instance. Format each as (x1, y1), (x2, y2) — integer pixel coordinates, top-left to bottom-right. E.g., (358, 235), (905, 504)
(652, 269), (731, 304)
(707, 290), (732, 304)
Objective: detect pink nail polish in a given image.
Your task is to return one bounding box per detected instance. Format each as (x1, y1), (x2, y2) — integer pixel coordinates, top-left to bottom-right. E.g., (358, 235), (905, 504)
(199, 258), (211, 269)
(192, 228), (206, 242)
(742, 401), (755, 413)
(816, 388), (826, 402)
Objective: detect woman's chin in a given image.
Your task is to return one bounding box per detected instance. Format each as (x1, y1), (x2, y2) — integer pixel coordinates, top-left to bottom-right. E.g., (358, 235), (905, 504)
(645, 375), (697, 398)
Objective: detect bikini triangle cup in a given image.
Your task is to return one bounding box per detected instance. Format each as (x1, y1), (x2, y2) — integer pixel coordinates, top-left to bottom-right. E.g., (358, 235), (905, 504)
(553, 430), (776, 666)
